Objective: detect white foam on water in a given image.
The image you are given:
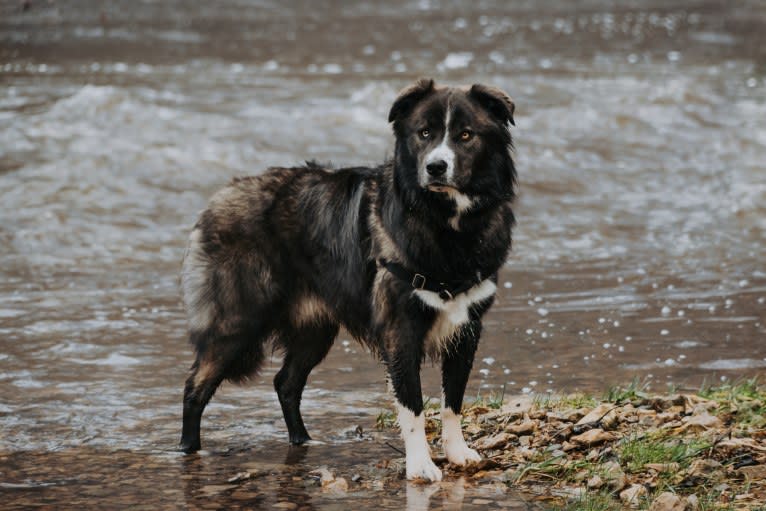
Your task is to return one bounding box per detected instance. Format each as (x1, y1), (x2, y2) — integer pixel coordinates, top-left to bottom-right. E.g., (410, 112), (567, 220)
(699, 359), (766, 370)
(438, 52), (474, 70)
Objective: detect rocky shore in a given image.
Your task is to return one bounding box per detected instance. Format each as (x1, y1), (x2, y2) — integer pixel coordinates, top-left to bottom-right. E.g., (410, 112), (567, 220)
(376, 379), (766, 510)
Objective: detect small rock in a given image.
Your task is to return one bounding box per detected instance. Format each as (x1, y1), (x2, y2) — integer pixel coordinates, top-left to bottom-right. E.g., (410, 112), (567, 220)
(587, 474), (603, 489)
(686, 458), (721, 477)
(713, 483), (729, 493)
(570, 428), (618, 446)
(309, 466), (348, 493)
(678, 411), (722, 432)
(737, 464), (766, 480)
(324, 477), (348, 493)
(645, 462), (680, 473)
(464, 423), (483, 436)
(718, 437), (766, 453)
(620, 484), (648, 508)
(351, 473), (362, 482)
(518, 435), (532, 447)
(550, 486), (585, 499)
(648, 492), (685, 511)
(657, 411), (681, 423)
(564, 408), (586, 422)
(685, 494), (699, 511)
(644, 394), (684, 409)
(573, 469), (590, 482)
(602, 460), (628, 490)
(507, 419), (536, 435)
(311, 467), (335, 484)
(636, 409), (657, 420)
(227, 471), (253, 483)
(475, 432), (514, 450)
(683, 394), (718, 412)
(500, 396), (536, 419)
(576, 404), (618, 427)
(585, 448), (602, 461)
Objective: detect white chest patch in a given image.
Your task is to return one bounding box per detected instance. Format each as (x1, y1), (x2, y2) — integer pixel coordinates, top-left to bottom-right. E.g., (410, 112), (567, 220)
(414, 279), (496, 352)
(444, 188), (474, 230)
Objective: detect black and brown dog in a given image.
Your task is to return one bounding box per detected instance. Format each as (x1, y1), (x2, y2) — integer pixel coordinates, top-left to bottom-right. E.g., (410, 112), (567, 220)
(179, 78), (516, 481)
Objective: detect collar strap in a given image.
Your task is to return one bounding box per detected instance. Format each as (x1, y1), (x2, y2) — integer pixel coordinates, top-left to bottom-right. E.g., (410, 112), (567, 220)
(378, 258), (482, 301)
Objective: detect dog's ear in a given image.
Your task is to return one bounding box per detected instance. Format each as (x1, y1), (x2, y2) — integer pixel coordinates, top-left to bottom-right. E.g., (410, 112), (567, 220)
(469, 84), (515, 126)
(388, 78), (435, 123)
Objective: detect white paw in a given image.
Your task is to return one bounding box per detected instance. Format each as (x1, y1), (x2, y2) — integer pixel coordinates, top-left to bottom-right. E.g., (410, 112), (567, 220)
(406, 456), (443, 482)
(445, 442), (481, 466)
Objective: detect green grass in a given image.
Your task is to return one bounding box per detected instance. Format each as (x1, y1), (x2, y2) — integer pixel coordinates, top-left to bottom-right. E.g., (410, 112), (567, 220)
(603, 377), (651, 404)
(536, 392), (599, 411)
(470, 385), (506, 410)
(375, 409), (397, 429)
(699, 377), (766, 430)
(698, 377), (762, 400)
(618, 433), (710, 473)
(552, 489), (622, 511)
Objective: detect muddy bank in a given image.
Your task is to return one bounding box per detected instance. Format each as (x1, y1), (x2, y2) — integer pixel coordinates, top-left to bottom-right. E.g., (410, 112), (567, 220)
(404, 380), (766, 510)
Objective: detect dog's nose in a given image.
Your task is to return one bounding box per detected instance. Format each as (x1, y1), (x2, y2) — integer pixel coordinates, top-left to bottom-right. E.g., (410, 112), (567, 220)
(426, 160), (448, 177)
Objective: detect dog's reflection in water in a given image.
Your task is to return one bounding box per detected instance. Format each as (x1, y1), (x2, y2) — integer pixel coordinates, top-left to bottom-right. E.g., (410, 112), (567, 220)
(406, 477), (466, 511)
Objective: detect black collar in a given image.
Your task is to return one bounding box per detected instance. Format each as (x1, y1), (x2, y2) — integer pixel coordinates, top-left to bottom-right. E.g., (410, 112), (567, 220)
(378, 258), (483, 301)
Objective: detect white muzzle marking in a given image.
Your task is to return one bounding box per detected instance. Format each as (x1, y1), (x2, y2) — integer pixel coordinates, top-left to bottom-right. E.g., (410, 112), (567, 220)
(420, 108), (455, 187)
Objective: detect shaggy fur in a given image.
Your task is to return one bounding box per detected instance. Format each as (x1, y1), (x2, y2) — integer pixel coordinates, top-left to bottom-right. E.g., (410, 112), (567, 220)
(179, 78), (516, 481)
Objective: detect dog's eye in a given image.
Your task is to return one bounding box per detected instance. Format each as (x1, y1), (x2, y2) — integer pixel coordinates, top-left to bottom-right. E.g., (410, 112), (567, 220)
(460, 130), (472, 141)
(419, 128), (431, 139)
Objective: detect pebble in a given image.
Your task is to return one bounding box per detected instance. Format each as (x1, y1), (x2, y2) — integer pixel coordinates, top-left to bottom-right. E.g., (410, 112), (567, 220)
(648, 492), (685, 511)
(475, 432), (514, 450)
(620, 484), (648, 507)
(507, 419), (536, 435)
(576, 403), (618, 428)
(570, 428), (618, 446)
(586, 474), (603, 489)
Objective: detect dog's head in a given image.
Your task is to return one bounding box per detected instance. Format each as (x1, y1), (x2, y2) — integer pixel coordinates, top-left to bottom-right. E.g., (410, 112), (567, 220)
(388, 78), (515, 202)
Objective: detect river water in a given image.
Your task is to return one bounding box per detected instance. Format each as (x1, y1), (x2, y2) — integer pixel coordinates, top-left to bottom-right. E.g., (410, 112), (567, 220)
(1, 0), (764, 509)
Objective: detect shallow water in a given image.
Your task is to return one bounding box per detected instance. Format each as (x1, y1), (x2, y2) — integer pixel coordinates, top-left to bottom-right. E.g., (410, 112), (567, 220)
(1, 0), (765, 508)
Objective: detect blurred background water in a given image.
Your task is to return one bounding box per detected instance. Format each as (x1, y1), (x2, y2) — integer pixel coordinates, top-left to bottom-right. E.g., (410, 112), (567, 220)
(1, 0), (764, 508)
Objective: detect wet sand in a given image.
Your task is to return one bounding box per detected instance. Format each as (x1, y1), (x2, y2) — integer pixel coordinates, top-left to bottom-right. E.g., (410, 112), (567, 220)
(1, 0), (765, 508)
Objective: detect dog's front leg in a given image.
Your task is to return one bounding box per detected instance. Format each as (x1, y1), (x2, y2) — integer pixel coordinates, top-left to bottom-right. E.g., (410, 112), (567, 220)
(386, 343), (442, 482)
(441, 321), (482, 466)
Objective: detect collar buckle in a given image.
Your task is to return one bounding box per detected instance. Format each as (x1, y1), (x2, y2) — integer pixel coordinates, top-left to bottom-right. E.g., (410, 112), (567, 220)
(411, 273), (426, 289)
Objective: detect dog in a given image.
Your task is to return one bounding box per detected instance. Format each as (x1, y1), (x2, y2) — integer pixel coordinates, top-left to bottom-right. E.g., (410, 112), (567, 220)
(179, 78), (516, 482)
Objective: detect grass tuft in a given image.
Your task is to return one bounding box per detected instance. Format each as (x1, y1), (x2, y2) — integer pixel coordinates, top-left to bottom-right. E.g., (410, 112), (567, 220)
(552, 489), (622, 511)
(603, 377), (650, 404)
(618, 433), (710, 473)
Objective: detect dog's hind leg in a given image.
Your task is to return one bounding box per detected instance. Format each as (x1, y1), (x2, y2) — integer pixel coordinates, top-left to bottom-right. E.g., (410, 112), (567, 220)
(273, 321), (338, 445)
(180, 356), (222, 453)
(180, 326), (267, 453)
(440, 321), (482, 466)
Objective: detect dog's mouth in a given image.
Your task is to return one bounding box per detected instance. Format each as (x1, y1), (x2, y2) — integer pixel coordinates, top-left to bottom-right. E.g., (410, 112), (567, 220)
(426, 183), (455, 193)
(426, 182), (457, 193)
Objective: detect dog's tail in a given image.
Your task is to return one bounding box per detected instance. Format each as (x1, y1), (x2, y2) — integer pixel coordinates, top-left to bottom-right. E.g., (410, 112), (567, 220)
(181, 214), (276, 377)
